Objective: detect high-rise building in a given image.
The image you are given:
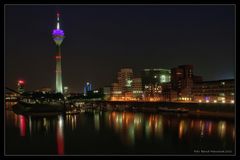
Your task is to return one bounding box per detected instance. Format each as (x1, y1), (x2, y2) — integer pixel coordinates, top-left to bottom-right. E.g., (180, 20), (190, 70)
(117, 68), (133, 94)
(84, 82), (92, 96)
(52, 12), (64, 93)
(132, 78), (143, 99)
(170, 65), (202, 101)
(111, 68), (143, 100)
(17, 80), (25, 94)
(63, 86), (69, 94)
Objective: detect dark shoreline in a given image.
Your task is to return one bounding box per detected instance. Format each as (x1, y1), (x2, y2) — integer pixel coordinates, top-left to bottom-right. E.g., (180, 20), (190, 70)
(6, 101), (235, 119)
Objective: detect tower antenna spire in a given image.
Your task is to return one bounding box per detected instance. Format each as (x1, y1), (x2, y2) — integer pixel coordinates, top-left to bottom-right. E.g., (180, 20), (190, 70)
(56, 12), (60, 29)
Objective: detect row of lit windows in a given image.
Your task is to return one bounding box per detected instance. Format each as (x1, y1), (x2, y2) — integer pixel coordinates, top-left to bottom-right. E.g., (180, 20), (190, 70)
(197, 99), (234, 104)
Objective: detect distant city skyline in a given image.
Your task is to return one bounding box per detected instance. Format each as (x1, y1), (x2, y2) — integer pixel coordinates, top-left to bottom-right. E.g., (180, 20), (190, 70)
(5, 5), (235, 92)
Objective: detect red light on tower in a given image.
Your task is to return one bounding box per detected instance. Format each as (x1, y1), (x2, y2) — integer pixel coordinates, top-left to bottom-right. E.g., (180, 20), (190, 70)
(18, 80), (25, 84)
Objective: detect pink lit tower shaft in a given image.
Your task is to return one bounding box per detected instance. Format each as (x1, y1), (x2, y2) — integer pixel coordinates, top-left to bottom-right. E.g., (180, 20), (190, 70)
(52, 13), (64, 93)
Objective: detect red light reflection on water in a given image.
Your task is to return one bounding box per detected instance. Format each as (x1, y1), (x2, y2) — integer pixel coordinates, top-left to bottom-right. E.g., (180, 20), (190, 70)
(19, 115), (26, 137)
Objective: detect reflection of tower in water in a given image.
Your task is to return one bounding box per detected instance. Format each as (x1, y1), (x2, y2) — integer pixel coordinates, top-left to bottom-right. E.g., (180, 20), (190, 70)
(56, 115), (64, 155)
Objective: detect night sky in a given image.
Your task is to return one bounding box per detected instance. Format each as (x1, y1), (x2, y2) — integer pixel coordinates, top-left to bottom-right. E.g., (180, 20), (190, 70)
(5, 5), (235, 92)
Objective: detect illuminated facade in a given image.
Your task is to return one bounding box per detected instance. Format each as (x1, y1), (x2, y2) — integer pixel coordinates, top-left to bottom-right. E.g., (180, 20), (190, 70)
(52, 12), (64, 93)
(142, 69), (171, 85)
(111, 68), (142, 101)
(117, 68), (133, 94)
(192, 79), (235, 104)
(141, 68), (171, 101)
(84, 82), (92, 96)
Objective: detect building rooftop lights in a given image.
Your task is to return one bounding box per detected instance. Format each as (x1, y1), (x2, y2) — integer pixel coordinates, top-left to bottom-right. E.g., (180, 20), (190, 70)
(18, 80), (25, 84)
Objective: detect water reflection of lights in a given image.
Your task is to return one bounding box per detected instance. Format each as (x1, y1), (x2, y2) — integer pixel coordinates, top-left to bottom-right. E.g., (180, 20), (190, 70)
(14, 113), (18, 127)
(96, 111), (234, 148)
(108, 112), (167, 143)
(94, 113), (100, 131)
(207, 122), (212, 135)
(133, 114), (142, 126)
(6, 109), (236, 154)
(200, 121), (205, 137)
(128, 124), (135, 145)
(190, 120), (194, 128)
(66, 115), (77, 130)
(19, 115), (26, 137)
(145, 119), (152, 139)
(43, 118), (50, 133)
(154, 116), (164, 139)
(218, 121), (226, 138)
(178, 120), (185, 139)
(58, 116), (63, 128)
(57, 115), (64, 155)
(232, 128), (235, 140)
(29, 116), (32, 136)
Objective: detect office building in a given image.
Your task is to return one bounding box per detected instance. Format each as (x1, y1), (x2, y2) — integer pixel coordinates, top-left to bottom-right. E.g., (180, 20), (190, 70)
(170, 65), (202, 101)
(132, 78), (143, 99)
(117, 68), (133, 94)
(141, 68), (171, 101)
(84, 82), (92, 96)
(192, 79), (235, 103)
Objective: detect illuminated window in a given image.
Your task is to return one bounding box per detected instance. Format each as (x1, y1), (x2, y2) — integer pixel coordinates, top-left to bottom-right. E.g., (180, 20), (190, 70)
(219, 93), (225, 96)
(125, 79), (132, 87)
(160, 75), (166, 83)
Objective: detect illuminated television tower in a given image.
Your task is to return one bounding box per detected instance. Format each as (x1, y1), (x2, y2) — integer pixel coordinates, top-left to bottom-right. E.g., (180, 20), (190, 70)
(52, 12), (64, 93)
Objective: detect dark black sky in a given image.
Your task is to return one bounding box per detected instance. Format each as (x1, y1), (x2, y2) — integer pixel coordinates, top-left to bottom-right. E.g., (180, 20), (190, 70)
(5, 5), (235, 92)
